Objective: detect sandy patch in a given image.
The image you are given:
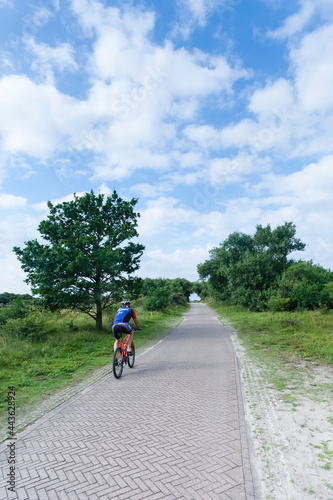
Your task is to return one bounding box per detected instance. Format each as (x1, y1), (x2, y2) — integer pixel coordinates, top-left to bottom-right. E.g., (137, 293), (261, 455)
(221, 318), (333, 500)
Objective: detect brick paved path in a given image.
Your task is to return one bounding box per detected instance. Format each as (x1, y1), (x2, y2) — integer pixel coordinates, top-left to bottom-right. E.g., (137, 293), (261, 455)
(0, 304), (259, 499)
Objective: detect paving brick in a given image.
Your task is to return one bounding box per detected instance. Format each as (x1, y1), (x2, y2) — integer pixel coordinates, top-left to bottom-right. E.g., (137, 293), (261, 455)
(0, 304), (258, 499)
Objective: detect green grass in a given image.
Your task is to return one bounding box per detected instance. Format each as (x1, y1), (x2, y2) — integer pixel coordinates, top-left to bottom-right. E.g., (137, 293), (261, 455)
(0, 299), (189, 427)
(210, 303), (333, 365)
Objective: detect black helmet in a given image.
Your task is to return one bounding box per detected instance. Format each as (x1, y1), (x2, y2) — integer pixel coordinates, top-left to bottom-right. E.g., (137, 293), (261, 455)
(122, 299), (131, 306)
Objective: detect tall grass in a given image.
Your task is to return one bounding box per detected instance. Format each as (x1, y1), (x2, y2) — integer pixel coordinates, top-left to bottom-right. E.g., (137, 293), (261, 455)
(210, 303), (333, 365)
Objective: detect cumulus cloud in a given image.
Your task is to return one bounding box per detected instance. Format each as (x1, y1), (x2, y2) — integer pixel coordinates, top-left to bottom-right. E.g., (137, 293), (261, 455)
(31, 191), (87, 211)
(268, 0), (333, 39)
(0, 75), (87, 157)
(138, 244), (214, 281)
(290, 24), (333, 113)
(183, 20), (333, 160)
(268, 1), (315, 39)
(174, 0), (231, 37)
(0, 1), (248, 182)
(26, 38), (78, 82)
(0, 193), (27, 209)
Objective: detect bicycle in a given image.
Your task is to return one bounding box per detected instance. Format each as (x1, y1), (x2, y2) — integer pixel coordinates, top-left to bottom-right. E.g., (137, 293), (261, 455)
(112, 329), (137, 379)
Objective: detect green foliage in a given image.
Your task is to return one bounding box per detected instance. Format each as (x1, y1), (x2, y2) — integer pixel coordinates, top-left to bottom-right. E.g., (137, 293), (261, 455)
(167, 278), (193, 300)
(267, 296), (291, 312)
(170, 293), (187, 306)
(3, 309), (56, 342)
(0, 299), (30, 324)
(198, 222), (306, 310)
(143, 279), (172, 310)
(140, 277), (193, 308)
(0, 292), (32, 305)
(324, 282), (333, 304)
(278, 261), (333, 310)
(192, 281), (209, 300)
(13, 190), (145, 330)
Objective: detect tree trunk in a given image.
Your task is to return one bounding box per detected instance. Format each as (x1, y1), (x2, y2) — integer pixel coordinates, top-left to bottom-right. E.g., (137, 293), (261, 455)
(96, 300), (103, 330)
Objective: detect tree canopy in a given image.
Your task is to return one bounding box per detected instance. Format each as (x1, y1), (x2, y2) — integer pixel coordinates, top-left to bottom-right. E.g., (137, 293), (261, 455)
(197, 222), (306, 310)
(13, 190), (145, 329)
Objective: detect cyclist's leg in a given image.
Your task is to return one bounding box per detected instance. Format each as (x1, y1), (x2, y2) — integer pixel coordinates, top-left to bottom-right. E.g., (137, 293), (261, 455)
(124, 324), (133, 352)
(112, 325), (122, 352)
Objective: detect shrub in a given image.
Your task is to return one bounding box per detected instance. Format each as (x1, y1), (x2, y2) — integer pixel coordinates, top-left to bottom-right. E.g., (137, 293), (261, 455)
(0, 299), (30, 324)
(267, 296), (291, 312)
(3, 309), (56, 342)
(143, 278), (172, 311)
(170, 293), (187, 306)
(144, 288), (171, 311)
(324, 282), (333, 306)
(278, 261), (333, 310)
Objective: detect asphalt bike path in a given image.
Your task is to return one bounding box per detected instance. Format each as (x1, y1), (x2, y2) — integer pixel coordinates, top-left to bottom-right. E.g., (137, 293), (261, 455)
(0, 303), (259, 499)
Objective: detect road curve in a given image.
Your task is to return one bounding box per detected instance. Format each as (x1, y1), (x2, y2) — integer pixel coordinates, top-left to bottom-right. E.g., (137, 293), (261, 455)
(0, 303), (259, 499)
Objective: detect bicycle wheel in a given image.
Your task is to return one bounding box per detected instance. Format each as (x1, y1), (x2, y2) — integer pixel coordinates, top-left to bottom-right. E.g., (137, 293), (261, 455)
(113, 347), (123, 379)
(127, 342), (135, 368)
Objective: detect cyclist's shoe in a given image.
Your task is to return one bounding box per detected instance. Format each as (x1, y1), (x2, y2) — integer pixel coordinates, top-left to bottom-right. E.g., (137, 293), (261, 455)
(127, 351), (133, 356)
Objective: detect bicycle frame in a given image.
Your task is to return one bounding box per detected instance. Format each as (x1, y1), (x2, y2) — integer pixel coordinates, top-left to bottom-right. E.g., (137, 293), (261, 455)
(113, 329), (136, 379)
(119, 333), (131, 362)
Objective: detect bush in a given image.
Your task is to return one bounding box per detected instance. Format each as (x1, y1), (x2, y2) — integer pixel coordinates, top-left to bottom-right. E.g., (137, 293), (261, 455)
(144, 288), (171, 311)
(142, 278), (172, 311)
(3, 309), (56, 342)
(324, 282), (333, 306)
(267, 296), (291, 312)
(0, 299), (30, 324)
(277, 261), (333, 310)
(170, 293), (187, 306)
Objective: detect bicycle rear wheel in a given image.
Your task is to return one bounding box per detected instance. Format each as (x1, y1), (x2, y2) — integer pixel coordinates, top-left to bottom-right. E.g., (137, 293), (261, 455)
(127, 342), (135, 368)
(113, 347), (123, 379)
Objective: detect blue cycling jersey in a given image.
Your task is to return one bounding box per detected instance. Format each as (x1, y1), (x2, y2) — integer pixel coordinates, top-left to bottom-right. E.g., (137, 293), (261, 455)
(113, 306), (137, 325)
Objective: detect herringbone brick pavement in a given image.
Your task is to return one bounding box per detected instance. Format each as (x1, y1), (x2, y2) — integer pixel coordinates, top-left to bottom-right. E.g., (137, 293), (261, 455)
(0, 304), (259, 499)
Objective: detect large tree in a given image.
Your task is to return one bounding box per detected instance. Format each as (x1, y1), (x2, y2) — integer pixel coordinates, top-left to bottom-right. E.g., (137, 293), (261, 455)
(198, 222), (305, 310)
(13, 190), (145, 330)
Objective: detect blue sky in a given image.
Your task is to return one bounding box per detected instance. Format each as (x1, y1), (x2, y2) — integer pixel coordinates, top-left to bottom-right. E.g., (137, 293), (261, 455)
(1, 0), (333, 293)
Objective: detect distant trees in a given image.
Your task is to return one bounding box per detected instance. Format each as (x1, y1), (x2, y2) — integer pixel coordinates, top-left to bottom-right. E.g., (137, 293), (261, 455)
(140, 277), (193, 310)
(13, 190), (144, 330)
(0, 292), (32, 305)
(196, 222), (332, 311)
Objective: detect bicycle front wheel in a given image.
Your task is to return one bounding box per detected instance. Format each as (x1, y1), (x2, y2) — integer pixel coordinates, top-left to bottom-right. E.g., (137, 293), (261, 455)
(127, 342), (135, 368)
(113, 347), (123, 379)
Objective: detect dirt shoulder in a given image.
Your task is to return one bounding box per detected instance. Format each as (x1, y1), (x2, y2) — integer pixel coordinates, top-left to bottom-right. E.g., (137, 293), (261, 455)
(221, 317), (333, 500)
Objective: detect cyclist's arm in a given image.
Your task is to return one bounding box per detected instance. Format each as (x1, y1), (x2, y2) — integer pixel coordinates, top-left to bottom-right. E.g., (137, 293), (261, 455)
(134, 318), (140, 329)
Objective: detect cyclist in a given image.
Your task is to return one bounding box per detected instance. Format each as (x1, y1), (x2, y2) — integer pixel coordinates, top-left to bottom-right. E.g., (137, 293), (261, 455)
(112, 299), (140, 355)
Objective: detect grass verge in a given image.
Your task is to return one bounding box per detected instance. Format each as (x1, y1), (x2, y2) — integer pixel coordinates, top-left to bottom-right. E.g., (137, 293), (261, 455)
(0, 300), (189, 434)
(209, 302), (333, 406)
(209, 302), (333, 365)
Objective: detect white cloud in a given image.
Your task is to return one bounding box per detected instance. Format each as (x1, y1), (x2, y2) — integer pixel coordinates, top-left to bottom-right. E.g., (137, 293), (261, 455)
(259, 154), (333, 203)
(0, 193), (27, 209)
(174, 0), (229, 37)
(0, 75), (88, 158)
(178, 0), (214, 26)
(0, 2), (248, 181)
(26, 38), (78, 82)
(290, 24), (333, 113)
(268, 0), (315, 39)
(248, 78), (295, 119)
(138, 244), (213, 281)
(32, 191), (87, 211)
(268, 0), (333, 39)
(0, 212), (42, 293)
